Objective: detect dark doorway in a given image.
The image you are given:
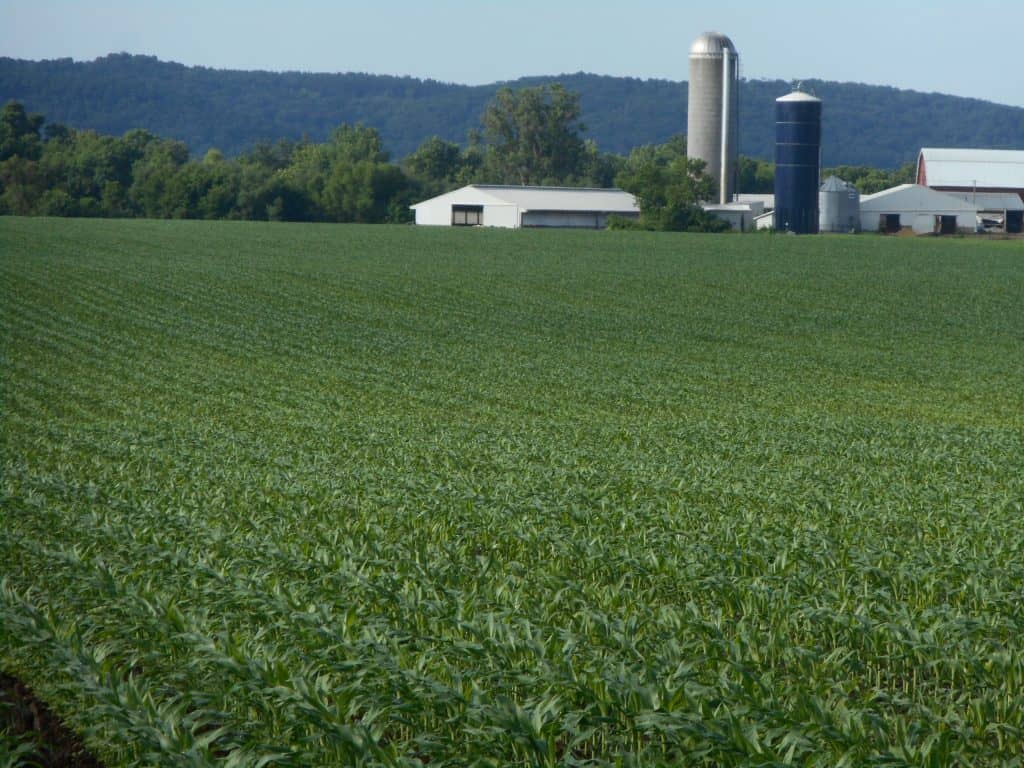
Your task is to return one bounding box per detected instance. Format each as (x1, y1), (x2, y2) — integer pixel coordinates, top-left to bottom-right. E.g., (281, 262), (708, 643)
(452, 205), (483, 226)
(939, 215), (957, 235)
(883, 214), (901, 233)
(1007, 211), (1023, 234)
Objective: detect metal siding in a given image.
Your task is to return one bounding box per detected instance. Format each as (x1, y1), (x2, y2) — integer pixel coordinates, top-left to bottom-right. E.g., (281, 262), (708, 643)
(522, 211), (603, 228)
(819, 191), (843, 232)
(774, 95), (821, 234)
(414, 201), (454, 226)
(819, 179), (860, 233)
(483, 205), (519, 229)
(956, 213), (976, 232)
(917, 148), (1024, 190)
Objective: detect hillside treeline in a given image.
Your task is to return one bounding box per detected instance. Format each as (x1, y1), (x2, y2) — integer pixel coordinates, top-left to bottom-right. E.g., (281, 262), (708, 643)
(3, 54), (1024, 167)
(0, 90), (914, 227)
(0, 90), (620, 223)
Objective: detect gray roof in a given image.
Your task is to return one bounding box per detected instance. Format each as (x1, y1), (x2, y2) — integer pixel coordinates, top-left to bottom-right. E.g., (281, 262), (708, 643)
(410, 185), (639, 214)
(820, 176), (856, 192)
(944, 191), (1024, 211)
(918, 148), (1024, 190)
(860, 184), (978, 212)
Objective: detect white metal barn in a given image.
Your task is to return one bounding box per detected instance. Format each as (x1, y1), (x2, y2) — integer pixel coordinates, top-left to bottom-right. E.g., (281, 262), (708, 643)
(410, 185), (640, 229)
(916, 148), (1024, 199)
(859, 184), (978, 234)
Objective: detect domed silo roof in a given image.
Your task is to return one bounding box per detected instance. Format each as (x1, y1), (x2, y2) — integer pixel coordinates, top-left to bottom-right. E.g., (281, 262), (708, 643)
(777, 90), (822, 103)
(820, 176), (853, 192)
(689, 31), (737, 58)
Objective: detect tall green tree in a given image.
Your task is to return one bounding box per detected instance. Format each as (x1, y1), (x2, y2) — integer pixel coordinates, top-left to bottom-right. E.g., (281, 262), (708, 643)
(823, 162), (916, 194)
(0, 101), (44, 162)
(481, 85), (586, 185)
(127, 137), (190, 217)
(0, 101), (45, 213)
(404, 136), (467, 196)
(615, 135), (726, 231)
(737, 156), (774, 194)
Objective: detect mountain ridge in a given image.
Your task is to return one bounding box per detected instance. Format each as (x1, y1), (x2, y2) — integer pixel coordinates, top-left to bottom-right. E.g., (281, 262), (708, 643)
(3, 53), (1023, 168)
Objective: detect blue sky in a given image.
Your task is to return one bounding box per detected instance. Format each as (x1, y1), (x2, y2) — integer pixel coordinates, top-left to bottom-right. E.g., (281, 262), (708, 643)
(3, 0), (1022, 108)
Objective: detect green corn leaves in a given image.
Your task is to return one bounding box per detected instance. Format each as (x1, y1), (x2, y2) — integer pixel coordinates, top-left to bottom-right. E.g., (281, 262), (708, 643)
(2, 218), (1023, 766)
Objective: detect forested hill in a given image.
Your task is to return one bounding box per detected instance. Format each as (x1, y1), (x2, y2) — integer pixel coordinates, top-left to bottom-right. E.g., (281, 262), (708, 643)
(3, 53), (1023, 168)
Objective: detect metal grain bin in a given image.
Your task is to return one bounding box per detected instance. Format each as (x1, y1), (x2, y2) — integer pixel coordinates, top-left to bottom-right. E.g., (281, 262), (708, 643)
(819, 176), (860, 233)
(774, 90), (822, 234)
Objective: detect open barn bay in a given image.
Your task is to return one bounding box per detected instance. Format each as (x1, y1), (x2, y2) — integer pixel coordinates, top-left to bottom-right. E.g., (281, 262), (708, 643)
(2, 218), (1023, 766)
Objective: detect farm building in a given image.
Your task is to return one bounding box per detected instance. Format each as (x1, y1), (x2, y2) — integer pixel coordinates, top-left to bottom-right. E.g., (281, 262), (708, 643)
(410, 185), (639, 229)
(737, 193), (775, 209)
(859, 184), (977, 234)
(944, 191), (1024, 233)
(916, 148), (1024, 202)
(701, 201), (764, 231)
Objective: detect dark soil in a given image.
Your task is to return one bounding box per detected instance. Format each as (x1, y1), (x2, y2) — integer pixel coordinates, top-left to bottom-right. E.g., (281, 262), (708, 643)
(1, 672), (102, 767)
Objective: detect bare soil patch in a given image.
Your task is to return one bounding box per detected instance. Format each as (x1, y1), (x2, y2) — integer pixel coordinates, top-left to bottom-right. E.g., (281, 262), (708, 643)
(1, 673), (102, 767)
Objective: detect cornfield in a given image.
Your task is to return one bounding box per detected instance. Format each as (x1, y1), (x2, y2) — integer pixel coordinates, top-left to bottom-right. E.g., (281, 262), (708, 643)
(2, 218), (1023, 766)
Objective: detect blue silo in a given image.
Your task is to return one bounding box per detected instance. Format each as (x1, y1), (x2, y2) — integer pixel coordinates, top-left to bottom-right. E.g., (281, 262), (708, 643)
(774, 90), (822, 234)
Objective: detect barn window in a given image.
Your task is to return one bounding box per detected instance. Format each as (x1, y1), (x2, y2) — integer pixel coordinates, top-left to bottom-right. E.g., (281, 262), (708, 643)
(452, 205), (483, 226)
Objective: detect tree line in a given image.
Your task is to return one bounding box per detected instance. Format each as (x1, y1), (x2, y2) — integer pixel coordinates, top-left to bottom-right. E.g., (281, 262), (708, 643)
(0, 87), (713, 230)
(1, 85), (915, 230)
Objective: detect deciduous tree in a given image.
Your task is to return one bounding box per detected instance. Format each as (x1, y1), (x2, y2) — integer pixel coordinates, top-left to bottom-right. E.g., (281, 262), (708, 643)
(481, 85), (586, 185)
(615, 135), (726, 231)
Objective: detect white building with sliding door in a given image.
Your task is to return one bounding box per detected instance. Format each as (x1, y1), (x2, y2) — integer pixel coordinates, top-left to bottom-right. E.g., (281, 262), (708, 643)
(410, 185), (640, 229)
(859, 185), (978, 235)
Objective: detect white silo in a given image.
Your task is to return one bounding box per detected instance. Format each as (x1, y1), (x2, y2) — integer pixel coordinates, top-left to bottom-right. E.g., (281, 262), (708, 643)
(687, 32), (739, 204)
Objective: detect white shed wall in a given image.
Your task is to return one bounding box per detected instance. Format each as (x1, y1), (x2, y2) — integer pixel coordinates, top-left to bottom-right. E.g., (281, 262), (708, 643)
(709, 209), (747, 231)
(414, 201), (455, 226)
(412, 200), (520, 228)
(483, 205), (520, 229)
(859, 211), (975, 233)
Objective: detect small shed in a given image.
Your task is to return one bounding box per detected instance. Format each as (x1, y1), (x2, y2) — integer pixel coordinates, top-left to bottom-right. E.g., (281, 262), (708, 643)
(702, 201), (764, 231)
(859, 185), (978, 235)
(410, 185), (640, 229)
